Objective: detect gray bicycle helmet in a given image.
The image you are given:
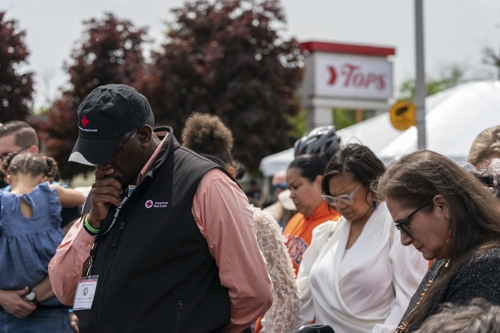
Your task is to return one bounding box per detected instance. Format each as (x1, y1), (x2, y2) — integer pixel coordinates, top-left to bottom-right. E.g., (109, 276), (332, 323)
(294, 125), (341, 161)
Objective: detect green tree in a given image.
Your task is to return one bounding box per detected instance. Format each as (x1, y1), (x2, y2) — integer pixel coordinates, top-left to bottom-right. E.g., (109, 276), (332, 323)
(141, 0), (304, 171)
(398, 65), (465, 102)
(482, 44), (500, 79)
(0, 12), (34, 123)
(333, 109), (369, 130)
(287, 108), (306, 138)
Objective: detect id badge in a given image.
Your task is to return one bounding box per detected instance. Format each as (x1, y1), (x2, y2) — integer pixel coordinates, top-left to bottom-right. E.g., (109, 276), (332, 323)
(73, 275), (99, 310)
(127, 185), (136, 197)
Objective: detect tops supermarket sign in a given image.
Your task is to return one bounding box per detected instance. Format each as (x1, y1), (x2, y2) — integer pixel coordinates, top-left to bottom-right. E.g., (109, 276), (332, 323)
(301, 42), (394, 100)
(315, 53), (393, 99)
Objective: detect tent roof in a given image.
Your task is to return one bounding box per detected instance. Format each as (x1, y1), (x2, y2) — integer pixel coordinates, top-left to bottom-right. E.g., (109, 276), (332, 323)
(259, 148), (294, 177)
(378, 80), (500, 163)
(259, 80), (500, 176)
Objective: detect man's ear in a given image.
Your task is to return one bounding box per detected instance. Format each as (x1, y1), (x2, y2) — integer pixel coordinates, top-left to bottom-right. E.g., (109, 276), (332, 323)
(227, 166), (236, 178)
(4, 173), (11, 185)
(433, 194), (450, 220)
(137, 125), (153, 146)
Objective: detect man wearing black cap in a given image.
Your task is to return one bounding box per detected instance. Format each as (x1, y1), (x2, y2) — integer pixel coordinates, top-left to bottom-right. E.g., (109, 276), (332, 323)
(48, 84), (273, 333)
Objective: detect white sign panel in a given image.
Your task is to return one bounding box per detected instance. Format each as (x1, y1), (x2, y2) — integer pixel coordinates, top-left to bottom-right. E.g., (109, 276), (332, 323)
(314, 53), (393, 99)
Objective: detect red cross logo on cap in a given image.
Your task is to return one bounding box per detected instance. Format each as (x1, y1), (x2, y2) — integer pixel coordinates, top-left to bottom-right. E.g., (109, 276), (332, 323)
(81, 116), (89, 128)
(145, 200), (153, 209)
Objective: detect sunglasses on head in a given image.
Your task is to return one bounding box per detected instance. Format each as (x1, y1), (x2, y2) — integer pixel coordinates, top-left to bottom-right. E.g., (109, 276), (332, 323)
(271, 182), (287, 192)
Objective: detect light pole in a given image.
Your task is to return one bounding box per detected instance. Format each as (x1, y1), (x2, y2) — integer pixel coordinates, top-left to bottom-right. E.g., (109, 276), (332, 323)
(415, 0), (426, 149)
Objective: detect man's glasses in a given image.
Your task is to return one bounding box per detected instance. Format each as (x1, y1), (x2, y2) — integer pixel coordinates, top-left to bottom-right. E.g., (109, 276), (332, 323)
(271, 182), (287, 192)
(321, 184), (361, 208)
(104, 130), (136, 166)
(394, 198), (433, 238)
(0, 146), (31, 163)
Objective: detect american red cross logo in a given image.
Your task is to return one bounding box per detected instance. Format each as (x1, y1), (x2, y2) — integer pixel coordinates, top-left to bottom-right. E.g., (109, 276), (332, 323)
(145, 200), (153, 209)
(81, 116), (89, 128)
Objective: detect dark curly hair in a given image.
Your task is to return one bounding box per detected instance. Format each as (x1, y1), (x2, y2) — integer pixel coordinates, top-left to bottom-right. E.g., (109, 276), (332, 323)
(0, 152), (58, 183)
(181, 112), (234, 167)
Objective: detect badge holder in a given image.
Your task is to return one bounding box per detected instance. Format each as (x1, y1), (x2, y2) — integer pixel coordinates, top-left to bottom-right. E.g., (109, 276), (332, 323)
(73, 243), (99, 311)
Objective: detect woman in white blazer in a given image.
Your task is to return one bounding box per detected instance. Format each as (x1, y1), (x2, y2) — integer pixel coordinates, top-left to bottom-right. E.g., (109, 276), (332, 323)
(296, 144), (427, 333)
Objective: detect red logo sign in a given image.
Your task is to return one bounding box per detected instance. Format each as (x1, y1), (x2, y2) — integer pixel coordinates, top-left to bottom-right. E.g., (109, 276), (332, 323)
(327, 63), (386, 90)
(81, 116), (89, 128)
(327, 66), (337, 85)
(145, 200), (153, 209)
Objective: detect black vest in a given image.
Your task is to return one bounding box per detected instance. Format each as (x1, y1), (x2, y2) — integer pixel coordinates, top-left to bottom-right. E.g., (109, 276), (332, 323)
(78, 128), (231, 333)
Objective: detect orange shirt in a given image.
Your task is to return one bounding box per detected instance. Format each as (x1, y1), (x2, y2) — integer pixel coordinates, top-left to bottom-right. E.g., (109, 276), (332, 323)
(283, 202), (340, 276)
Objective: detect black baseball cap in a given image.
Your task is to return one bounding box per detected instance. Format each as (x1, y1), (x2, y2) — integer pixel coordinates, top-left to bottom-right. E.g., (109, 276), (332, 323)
(69, 84), (151, 166)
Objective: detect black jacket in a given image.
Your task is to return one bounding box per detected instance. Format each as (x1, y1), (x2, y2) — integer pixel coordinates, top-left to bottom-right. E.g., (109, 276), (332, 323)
(78, 127), (231, 333)
(403, 247), (500, 332)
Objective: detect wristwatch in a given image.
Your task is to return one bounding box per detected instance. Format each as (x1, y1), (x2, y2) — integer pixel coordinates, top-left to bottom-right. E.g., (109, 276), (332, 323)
(26, 289), (40, 305)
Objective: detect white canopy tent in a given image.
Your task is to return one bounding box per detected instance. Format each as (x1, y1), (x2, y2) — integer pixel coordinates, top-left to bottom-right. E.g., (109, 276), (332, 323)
(378, 81), (500, 163)
(259, 81), (500, 176)
(259, 148), (294, 177)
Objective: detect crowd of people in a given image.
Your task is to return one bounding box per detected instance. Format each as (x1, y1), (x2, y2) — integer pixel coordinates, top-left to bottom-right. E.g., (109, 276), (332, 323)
(2, 84), (500, 333)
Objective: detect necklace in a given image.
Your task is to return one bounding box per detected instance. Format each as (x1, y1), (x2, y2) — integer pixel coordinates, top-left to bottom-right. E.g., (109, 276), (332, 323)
(394, 259), (450, 333)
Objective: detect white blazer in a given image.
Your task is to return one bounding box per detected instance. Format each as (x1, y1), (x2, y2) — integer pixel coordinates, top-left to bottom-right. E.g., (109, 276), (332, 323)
(296, 202), (427, 333)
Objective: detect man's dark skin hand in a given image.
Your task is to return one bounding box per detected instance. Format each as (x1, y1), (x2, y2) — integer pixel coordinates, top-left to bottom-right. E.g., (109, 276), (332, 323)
(87, 167), (123, 230)
(86, 125), (160, 230)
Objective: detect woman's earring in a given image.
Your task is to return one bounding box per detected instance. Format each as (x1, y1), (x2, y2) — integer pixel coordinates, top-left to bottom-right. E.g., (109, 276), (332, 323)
(446, 238), (451, 244)
(372, 200), (377, 209)
(447, 229), (452, 244)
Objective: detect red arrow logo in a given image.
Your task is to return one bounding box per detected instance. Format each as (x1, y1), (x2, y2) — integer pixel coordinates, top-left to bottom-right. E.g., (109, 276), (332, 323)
(328, 66), (337, 85)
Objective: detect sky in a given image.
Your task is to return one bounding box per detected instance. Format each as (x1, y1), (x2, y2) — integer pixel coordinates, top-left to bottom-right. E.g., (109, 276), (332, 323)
(3, 0), (500, 109)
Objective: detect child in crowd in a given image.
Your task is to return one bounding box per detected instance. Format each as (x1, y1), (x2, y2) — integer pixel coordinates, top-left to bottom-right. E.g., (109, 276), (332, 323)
(0, 152), (85, 332)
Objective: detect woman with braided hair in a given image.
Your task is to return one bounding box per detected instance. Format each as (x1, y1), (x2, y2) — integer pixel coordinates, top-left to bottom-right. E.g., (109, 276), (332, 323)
(182, 113), (300, 333)
(0, 152), (85, 332)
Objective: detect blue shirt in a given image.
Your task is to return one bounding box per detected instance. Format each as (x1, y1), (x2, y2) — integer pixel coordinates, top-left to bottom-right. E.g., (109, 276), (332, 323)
(0, 182), (64, 306)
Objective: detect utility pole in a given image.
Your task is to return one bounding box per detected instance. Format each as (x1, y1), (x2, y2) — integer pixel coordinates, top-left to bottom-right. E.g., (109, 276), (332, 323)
(415, 0), (426, 149)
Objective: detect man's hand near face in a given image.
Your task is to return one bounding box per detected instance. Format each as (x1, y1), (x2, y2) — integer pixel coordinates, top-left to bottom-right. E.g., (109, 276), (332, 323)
(87, 167), (123, 229)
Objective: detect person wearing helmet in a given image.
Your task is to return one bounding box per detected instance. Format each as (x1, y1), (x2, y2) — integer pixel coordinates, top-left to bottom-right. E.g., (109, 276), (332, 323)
(282, 126), (342, 274)
(265, 126), (341, 229)
(256, 126), (342, 333)
(293, 125), (341, 163)
(283, 154), (340, 276)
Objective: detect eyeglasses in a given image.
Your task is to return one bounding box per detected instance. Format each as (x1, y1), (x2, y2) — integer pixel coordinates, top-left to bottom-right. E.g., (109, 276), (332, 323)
(0, 146), (31, 162)
(271, 182), (288, 192)
(103, 130), (136, 166)
(394, 198), (433, 238)
(321, 184), (361, 208)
